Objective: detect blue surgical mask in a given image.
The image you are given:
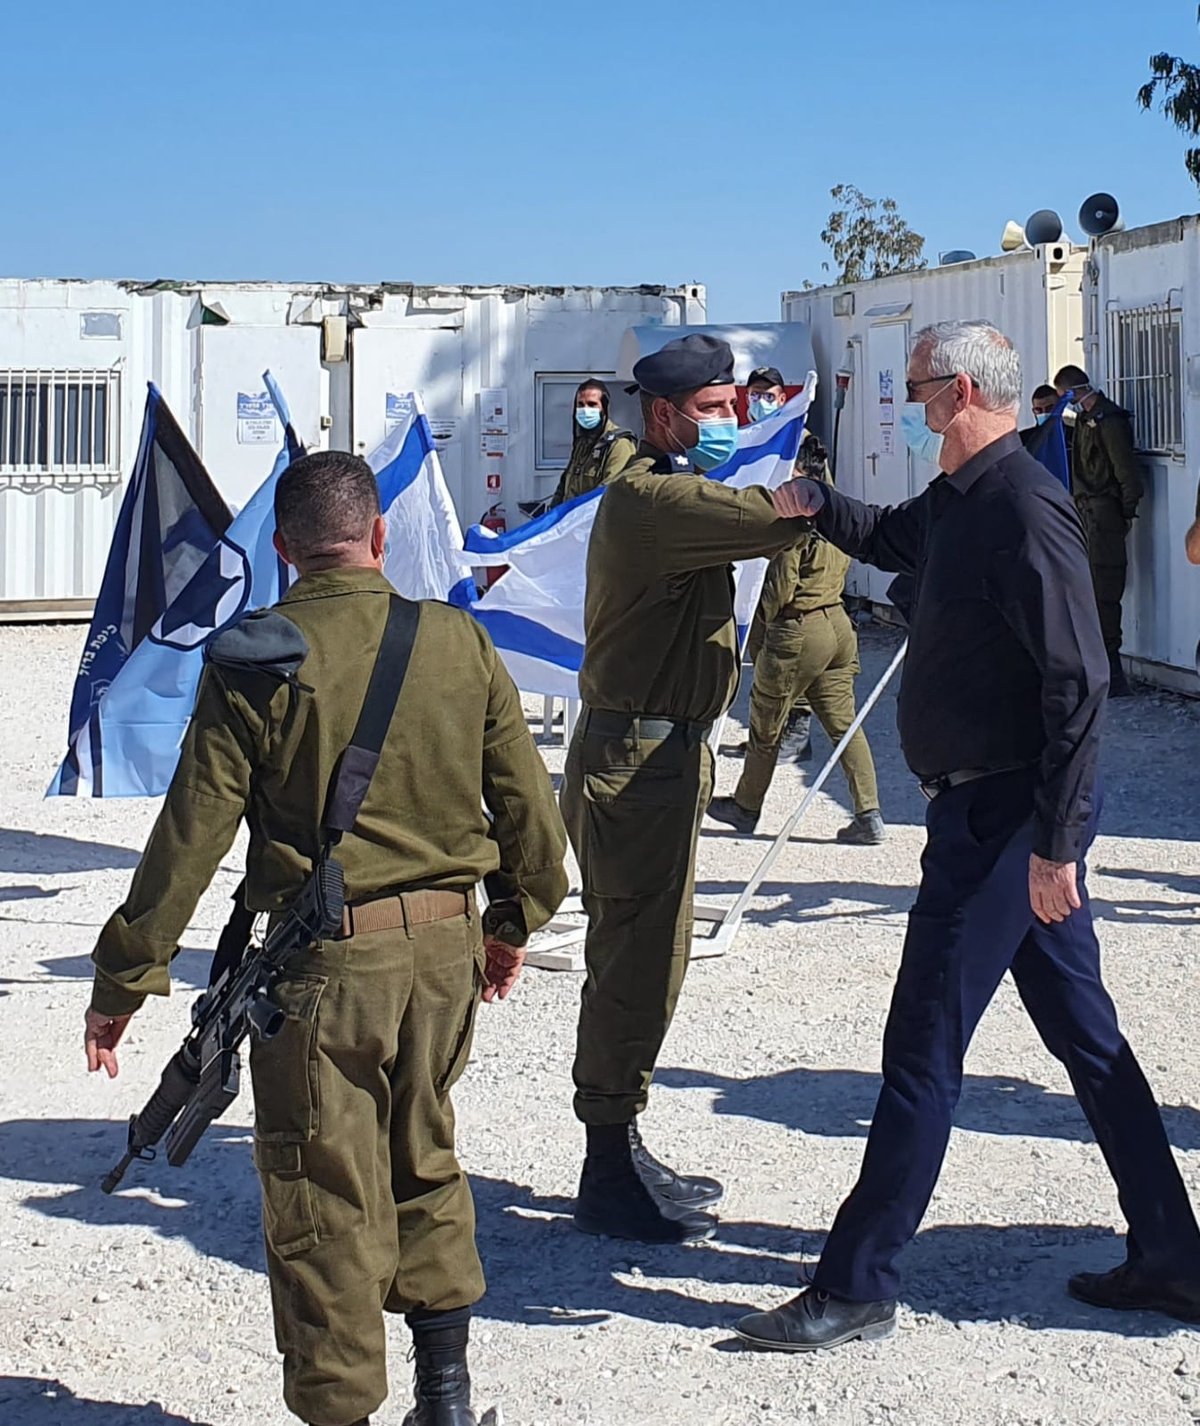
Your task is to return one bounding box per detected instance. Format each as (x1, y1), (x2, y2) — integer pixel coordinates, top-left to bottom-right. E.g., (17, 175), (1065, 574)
(1035, 412), (1051, 427)
(686, 416), (739, 471)
(900, 401), (946, 467)
(575, 406), (603, 431)
(748, 396), (780, 424)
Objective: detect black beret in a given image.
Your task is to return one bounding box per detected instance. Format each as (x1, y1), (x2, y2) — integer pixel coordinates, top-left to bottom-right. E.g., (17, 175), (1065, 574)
(629, 334), (736, 397)
(747, 365), (786, 389)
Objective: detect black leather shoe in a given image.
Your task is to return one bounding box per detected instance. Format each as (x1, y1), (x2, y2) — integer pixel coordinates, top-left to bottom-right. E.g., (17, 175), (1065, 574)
(706, 796), (760, 834)
(628, 1122), (723, 1209)
(735, 1288), (897, 1352)
(574, 1155), (717, 1243)
(1068, 1262), (1200, 1323)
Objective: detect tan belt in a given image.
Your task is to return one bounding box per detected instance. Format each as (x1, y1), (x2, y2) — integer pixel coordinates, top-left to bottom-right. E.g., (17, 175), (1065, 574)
(338, 889), (472, 940)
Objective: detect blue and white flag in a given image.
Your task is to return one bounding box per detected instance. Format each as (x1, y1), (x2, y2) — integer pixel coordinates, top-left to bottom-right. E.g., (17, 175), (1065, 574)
(48, 373), (301, 797)
(371, 393), (473, 605)
(458, 377), (817, 698)
(1023, 391), (1072, 492)
(52, 385), (233, 796)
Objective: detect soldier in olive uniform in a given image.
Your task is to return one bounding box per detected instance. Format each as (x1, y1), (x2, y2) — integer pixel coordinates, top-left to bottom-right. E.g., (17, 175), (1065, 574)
(1054, 364), (1143, 697)
(560, 334), (813, 1243)
(85, 453), (568, 1426)
(707, 435), (885, 845)
(741, 366), (814, 764)
(549, 377), (637, 507)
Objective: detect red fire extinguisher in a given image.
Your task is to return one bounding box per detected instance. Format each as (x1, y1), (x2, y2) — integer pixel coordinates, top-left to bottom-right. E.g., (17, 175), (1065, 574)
(480, 502), (508, 589)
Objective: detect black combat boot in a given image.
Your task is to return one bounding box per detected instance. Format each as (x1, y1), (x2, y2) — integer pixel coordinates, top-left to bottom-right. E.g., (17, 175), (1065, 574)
(403, 1306), (477, 1426)
(627, 1121), (724, 1209)
(1108, 652), (1132, 699)
(706, 796), (760, 834)
(574, 1124), (717, 1242)
(836, 810), (886, 845)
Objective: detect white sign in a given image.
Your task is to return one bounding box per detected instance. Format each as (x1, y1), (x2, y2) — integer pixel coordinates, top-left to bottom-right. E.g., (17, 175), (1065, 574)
(237, 391), (278, 445)
(479, 387), (509, 433)
(430, 418), (457, 450)
(385, 392), (415, 437)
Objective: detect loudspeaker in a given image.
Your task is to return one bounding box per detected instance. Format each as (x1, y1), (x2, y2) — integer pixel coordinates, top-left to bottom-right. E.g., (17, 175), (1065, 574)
(1025, 209), (1064, 246)
(1079, 192), (1123, 237)
(1000, 220), (1027, 252)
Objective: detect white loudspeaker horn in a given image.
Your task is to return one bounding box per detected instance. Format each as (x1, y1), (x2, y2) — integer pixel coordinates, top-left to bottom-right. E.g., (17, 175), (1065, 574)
(1079, 192), (1123, 237)
(1000, 220), (1027, 253)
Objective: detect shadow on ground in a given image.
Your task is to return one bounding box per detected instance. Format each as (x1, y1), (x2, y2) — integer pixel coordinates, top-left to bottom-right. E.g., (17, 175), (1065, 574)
(0, 831), (143, 874)
(657, 1064), (1200, 1152)
(0, 1117), (1186, 1340)
(0, 1378), (210, 1425)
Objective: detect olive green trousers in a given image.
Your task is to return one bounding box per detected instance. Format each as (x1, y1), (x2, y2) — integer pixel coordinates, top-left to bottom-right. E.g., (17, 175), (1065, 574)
(736, 605), (879, 816)
(249, 912), (486, 1426)
(561, 712), (714, 1126)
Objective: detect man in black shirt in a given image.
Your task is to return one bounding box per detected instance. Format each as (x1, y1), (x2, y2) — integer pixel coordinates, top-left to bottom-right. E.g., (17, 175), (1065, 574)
(735, 320), (1200, 1353)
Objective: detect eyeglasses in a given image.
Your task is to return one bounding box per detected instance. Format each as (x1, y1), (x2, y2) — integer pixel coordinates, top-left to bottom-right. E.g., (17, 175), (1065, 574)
(904, 373), (968, 402)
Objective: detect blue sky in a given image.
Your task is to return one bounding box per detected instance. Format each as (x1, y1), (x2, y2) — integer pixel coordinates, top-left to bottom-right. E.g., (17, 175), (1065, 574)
(6, 1), (1200, 321)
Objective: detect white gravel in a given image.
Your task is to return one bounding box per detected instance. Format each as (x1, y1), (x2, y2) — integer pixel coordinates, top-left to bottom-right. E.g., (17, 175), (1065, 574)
(1, 620), (1199, 1426)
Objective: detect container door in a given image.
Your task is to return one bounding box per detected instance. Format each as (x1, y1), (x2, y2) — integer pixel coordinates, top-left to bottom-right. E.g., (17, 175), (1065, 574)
(197, 325), (323, 510)
(350, 327), (465, 520)
(859, 322), (911, 603)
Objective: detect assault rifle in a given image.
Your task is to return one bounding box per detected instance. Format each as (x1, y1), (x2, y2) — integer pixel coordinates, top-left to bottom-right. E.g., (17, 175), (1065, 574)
(101, 856), (345, 1193)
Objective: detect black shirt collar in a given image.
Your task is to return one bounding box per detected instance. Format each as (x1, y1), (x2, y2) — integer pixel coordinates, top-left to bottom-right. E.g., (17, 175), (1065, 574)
(945, 431), (1023, 494)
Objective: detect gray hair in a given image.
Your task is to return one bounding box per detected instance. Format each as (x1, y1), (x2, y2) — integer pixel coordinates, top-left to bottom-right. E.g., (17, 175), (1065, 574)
(911, 320), (1022, 413)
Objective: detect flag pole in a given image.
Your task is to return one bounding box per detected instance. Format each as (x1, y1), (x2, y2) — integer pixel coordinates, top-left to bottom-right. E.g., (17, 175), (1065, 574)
(704, 638), (907, 951)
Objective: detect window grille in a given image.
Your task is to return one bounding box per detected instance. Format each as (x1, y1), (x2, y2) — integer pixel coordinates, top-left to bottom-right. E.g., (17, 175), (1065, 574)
(0, 369), (121, 483)
(1104, 297), (1183, 456)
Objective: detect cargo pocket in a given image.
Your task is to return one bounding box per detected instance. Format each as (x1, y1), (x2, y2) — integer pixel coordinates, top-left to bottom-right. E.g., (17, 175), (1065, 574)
(249, 974), (328, 1144)
(253, 1139), (319, 1259)
(581, 759), (699, 900)
(437, 939), (486, 1093)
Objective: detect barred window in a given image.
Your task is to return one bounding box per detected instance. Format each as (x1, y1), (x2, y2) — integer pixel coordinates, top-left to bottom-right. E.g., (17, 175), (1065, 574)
(0, 369), (121, 482)
(1104, 297), (1183, 456)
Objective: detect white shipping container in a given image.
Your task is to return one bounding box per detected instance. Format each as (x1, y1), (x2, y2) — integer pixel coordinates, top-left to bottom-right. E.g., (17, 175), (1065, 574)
(782, 245), (1085, 603)
(0, 278), (706, 615)
(1086, 218), (1199, 691)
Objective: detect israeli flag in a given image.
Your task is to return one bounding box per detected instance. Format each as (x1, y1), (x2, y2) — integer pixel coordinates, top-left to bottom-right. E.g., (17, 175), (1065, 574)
(459, 377), (817, 699)
(48, 373), (301, 798)
(371, 393), (473, 605)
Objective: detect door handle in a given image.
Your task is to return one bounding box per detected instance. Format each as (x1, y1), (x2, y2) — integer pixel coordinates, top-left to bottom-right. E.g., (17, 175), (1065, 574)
(867, 453), (879, 477)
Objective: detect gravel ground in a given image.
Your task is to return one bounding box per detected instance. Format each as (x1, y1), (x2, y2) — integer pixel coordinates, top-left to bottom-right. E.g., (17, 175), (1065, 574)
(1, 621), (1199, 1426)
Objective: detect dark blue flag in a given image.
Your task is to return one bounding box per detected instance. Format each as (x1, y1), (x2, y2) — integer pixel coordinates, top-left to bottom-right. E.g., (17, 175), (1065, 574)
(1022, 392), (1072, 492)
(51, 385), (231, 795)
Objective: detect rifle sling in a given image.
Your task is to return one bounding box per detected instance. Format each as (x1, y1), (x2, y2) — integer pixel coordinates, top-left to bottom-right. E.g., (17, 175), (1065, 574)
(207, 594), (422, 987)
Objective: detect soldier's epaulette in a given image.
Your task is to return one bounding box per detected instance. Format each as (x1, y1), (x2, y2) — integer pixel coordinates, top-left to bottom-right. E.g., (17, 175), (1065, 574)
(652, 452), (692, 474)
(205, 609), (311, 689)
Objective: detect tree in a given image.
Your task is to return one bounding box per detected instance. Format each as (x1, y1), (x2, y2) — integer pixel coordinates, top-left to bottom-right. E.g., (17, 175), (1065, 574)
(819, 184), (927, 285)
(1138, 11), (1200, 187)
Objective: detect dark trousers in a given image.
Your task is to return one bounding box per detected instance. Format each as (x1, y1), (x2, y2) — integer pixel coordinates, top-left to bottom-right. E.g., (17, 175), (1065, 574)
(813, 769), (1200, 1303)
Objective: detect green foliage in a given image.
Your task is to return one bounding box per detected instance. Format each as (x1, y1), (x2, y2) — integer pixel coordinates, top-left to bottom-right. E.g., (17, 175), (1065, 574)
(819, 184), (927, 286)
(1138, 9), (1200, 187)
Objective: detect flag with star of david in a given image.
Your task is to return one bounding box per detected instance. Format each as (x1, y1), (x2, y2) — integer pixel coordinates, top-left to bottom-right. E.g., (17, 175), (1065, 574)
(48, 373), (301, 797)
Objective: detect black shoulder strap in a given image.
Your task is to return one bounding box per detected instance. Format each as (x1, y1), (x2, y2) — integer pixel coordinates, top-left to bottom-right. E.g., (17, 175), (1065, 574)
(322, 595), (421, 844)
(208, 595), (420, 988)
